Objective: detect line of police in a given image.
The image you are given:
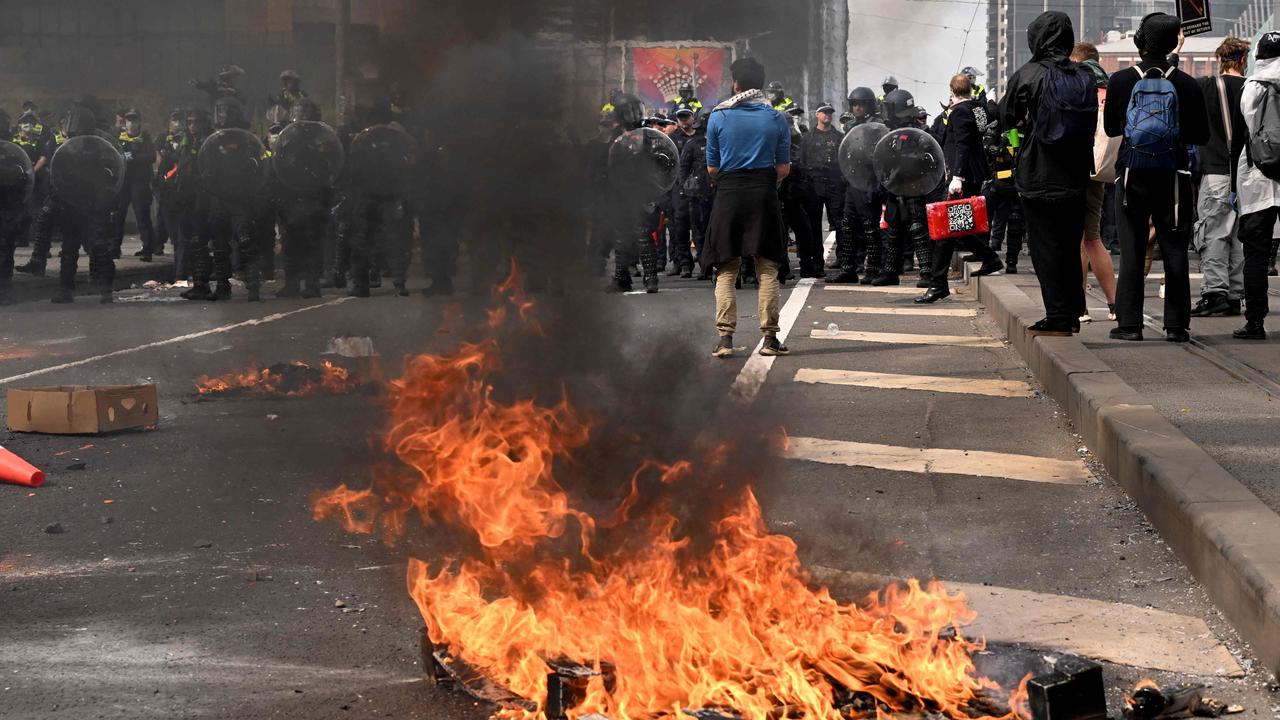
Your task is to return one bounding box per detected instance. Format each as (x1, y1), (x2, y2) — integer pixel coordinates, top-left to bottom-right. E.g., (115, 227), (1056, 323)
(589, 70), (1016, 297)
(0, 66), (444, 306)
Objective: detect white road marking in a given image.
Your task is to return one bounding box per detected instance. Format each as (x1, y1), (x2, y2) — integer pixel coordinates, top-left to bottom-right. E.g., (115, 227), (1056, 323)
(808, 566), (1243, 678)
(0, 297), (357, 387)
(785, 436), (1091, 484)
(794, 368), (1034, 398)
(730, 232), (836, 403)
(810, 329), (1002, 348)
(823, 285), (921, 295)
(824, 305), (977, 317)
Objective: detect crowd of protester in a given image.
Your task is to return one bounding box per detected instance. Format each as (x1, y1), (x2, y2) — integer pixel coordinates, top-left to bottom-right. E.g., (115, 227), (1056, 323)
(592, 10), (1280, 355)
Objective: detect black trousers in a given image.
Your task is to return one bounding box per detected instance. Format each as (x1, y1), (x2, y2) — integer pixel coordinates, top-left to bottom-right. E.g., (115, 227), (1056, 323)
(280, 197), (329, 287)
(689, 193), (713, 270)
(159, 197), (187, 277)
(0, 198), (27, 282)
(668, 189), (693, 270)
(1115, 171), (1193, 332)
(53, 202), (114, 292)
(1238, 207), (1277, 324)
(112, 174), (156, 255)
(781, 189), (815, 273)
(1022, 195), (1087, 326)
(348, 194), (409, 289)
(841, 186), (882, 274)
(986, 188), (1025, 263)
(803, 179), (844, 270)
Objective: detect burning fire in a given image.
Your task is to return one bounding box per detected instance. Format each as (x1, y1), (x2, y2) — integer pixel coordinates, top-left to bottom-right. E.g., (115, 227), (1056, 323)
(314, 266), (1024, 719)
(195, 361), (358, 397)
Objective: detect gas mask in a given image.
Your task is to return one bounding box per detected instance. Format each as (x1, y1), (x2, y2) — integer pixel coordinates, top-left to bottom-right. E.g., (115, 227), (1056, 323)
(126, 120), (141, 135)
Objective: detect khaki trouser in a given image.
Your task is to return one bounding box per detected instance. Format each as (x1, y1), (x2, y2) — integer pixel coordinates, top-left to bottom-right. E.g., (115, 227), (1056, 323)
(715, 256), (781, 337)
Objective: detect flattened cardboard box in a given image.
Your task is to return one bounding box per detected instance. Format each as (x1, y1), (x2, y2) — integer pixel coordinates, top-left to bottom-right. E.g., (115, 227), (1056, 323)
(7, 385), (159, 434)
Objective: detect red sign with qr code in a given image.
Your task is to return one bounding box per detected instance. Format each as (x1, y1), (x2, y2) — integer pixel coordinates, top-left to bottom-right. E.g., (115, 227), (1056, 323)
(926, 197), (990, 241)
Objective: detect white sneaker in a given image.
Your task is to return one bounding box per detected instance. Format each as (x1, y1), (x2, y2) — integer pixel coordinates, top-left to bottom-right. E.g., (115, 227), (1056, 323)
(1158, 283), (1166, 299)
(1079, 313), (1092, 324)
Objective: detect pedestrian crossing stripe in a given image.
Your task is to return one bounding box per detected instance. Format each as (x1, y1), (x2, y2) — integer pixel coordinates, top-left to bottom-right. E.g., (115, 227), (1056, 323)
(810, 329), (1002, 348)
(794, 368), (1034, 398)
(785, 436), (1091, 484)
(807, 566), (1243, 677)
(824, 305), (978, 317)
(823, 285), (922, 295)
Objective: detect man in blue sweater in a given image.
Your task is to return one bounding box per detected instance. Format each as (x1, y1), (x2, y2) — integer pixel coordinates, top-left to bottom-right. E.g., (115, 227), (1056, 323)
(703, 57), (793, 358)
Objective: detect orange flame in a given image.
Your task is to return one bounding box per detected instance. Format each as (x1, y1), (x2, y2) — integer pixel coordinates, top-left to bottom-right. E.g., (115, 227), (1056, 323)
(194, 360), (359, 397)
(314, 268), (1024, 720)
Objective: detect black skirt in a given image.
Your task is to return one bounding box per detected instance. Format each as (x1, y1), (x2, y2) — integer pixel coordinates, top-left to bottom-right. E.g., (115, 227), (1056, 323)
(701, 168), (787, 268)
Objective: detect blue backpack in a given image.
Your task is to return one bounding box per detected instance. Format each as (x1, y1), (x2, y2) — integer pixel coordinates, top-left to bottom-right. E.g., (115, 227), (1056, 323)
(1123, 66), (1180, 171)
(1034, 62), (1098, 145)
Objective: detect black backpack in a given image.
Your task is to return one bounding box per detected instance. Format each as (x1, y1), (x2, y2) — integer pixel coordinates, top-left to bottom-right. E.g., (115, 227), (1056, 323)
(1248, 80), (1280, 181)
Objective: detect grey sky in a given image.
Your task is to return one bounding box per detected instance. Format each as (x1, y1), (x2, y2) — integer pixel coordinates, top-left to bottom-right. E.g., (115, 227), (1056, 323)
(847, 0), (990, 106)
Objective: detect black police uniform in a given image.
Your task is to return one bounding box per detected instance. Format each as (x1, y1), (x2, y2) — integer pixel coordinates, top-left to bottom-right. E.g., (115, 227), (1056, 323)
(113, 126), (157, 260)
(678, 131), (714, 276)
(153, 126), (187, 274)
(666, 125), (700, 276)
(798, 122), (845, 276)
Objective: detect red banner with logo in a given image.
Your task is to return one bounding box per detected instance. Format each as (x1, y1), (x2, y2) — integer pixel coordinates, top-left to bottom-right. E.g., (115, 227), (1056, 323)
(631, 47), (729, 111)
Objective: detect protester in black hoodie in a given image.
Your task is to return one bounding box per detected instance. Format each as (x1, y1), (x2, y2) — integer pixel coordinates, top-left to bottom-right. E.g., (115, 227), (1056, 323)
(1104, 12), (1209, 343)
(998, 11), (1095, 336)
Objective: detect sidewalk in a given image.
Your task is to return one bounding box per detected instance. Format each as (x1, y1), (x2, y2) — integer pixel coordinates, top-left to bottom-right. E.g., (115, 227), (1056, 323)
(968, 264), (1280, 678)
(8, 235), (175, 305)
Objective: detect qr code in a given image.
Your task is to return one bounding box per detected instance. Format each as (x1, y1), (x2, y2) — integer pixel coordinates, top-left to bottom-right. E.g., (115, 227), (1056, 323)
(947, 203), (975, 233)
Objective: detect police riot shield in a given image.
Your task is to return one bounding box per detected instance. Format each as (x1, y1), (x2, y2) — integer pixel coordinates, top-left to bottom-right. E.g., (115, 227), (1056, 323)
(273, 121), (345, 193)
(873, 127), (946, 198)
(50, 135), (125, 213)
(838, 122), (889, 192)
(608, 128), (679, 204)
(0, 141), (34, 203)
(348, 124), (415, 196)
(197, 129), (268, 200)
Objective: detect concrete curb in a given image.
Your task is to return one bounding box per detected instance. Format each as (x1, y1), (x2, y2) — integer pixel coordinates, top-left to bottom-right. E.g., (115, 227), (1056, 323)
(969, 271), (1280, 678)
(8, 259), (175, 305)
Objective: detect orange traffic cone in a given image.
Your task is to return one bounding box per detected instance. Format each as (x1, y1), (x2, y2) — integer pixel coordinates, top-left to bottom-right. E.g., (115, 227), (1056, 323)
(0, 446), (45, 488)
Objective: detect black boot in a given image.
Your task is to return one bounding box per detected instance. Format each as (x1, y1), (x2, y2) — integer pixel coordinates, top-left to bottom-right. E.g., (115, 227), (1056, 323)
(14, 261), (45, 277)
(275, 279), (301, 298)
(1190, 293), (1231, 317)
(213, 280), (232, 302)
(348, 282), (371, 298)
(300, 279), (322, 299)
(1270, 239), (1279, 277)
(828, 269), (859, 284)
(870, 273), (900, 287)
(972, 258), (1004, 277)
(915, 288), (950, 304)
(394, 281), (410, 297)
(51, 288), (74, 304)
(246, 283), (261, 303)
(181, 283), (214, 301)
(1234, 321), (1267, 340)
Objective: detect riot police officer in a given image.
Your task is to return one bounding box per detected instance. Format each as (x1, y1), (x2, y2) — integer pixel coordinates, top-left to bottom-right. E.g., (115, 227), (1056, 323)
(191, 64), (246, 103)
(0, 137), (35, 304)
(40, 104), (122, 304)
(833, 87), (885, 283)
(798, 102), (844, 278)
(12, 110), (50, 249)
(769, 81), (796, 112)
(275, 69), (308, 108)
(670, 82), (703, 116)
(112, 109), (157, 261)
(153, 109), (185, 269)
(607, 94), (667, 294)
(869, 89), (934, 287)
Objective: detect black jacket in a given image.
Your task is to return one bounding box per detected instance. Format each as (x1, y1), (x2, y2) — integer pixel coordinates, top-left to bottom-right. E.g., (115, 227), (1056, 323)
(942, 99), (989, 185)
(998, 11), (1094, 201)
(1195, 74), (1246, 180)
(1104, 60), (1210, 171)
(799, 125), (844, 184)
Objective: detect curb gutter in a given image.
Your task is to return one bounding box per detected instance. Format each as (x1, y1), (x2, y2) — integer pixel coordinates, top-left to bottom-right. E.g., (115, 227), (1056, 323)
(969, 271), (1280, 678)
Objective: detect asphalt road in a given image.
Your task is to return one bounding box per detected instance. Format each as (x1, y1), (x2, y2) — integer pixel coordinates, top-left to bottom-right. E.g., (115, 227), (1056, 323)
(1, 247), (1278, 719)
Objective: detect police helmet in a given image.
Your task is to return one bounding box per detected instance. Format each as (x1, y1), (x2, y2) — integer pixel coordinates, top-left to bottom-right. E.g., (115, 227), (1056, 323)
(280, 69), (300, 83)
(961, 66), (981, 81)
(882, 89), (917, 125)
(674, 106), (695, 119)
(848, 86), (877, 104)
(124, 108), (142, 121)
(17, 109), (39, 126)
(612, 93), (646, 130)
(882, 75), (900, 92)
(169, 108), (184, 121)
(679, 82), (694, 97)
(218, 64), (245, 81)
(768, 81), (784, 92)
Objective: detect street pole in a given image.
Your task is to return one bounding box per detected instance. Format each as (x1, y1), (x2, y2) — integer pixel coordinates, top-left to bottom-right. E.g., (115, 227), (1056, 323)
(336, 0), (350, 126)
